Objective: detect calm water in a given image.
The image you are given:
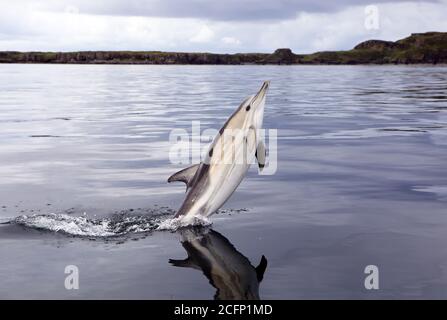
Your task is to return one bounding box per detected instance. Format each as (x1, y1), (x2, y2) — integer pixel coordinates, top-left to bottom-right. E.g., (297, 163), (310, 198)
(0, 64), (446, 299)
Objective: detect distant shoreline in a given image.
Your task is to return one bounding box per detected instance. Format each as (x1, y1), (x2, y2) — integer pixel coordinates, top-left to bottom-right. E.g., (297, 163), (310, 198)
(1, 32), (446, 65)
(2, 62), (446, 67)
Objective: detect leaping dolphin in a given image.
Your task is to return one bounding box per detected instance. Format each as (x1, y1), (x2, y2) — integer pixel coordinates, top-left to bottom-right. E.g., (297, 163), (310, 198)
(168, 81), (269, 223)
(169, 228), (268, 300)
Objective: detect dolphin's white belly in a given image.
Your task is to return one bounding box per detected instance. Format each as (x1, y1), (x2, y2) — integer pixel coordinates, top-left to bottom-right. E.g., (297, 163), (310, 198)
(201, 124), (258, 216)
(178, 162), (251, 221)
(204, 163), (250, 215)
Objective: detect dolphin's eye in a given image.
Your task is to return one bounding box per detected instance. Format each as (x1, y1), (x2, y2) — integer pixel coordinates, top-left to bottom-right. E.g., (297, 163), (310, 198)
(246, 105), (251, 111)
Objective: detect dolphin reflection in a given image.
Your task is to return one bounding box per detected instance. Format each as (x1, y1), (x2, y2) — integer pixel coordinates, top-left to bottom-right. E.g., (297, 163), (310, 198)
(169, 228), (268, 300)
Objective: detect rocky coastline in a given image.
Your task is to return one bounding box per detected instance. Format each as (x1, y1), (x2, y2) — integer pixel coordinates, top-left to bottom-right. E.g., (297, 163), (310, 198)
(0, 32), (446, 65)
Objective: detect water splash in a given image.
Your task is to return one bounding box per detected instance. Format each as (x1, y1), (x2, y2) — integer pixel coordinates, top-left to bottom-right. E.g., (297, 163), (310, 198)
(0, 217), (12, 225)
(6, 207), (248, 237)
(11, 212), (170, 237)
(156, 207), (248, 231)
(157, 215), (212, 231)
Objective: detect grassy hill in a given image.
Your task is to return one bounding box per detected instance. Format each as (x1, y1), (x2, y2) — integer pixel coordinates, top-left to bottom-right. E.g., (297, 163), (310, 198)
(301, 32), (447, 64)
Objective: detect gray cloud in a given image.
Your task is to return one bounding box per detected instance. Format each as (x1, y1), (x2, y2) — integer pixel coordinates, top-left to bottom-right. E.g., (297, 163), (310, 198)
(1, 1), (446, 52)
(36, 0), (440, 21)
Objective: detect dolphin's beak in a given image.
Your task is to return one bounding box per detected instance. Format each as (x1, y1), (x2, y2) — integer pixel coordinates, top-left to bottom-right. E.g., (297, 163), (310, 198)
(251, 81), (270, 108)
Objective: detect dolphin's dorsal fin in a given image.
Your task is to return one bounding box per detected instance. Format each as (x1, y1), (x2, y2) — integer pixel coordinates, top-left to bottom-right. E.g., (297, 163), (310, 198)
(255, 141), (266, 171)
(167, 164), (200, 190)
(255, 255), (268, 282)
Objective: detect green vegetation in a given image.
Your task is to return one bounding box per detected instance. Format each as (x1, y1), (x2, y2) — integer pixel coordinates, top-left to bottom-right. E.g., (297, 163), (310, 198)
(300, 32), (447, 64)
(0, 32), (446, 65)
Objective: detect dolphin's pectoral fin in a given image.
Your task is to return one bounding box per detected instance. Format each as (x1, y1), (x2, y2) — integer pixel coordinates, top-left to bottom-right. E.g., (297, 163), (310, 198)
(168, 258), (191, 268)
(169, 258), (199, 269)
(167, 164), (200, 190)
(255, 141), (266, 171)
(255, 255), (268, 282)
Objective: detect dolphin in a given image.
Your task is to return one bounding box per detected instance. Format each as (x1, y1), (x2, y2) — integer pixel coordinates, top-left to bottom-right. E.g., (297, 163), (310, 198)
(169, 228), (268, 300)
(168, 81), (269, 222)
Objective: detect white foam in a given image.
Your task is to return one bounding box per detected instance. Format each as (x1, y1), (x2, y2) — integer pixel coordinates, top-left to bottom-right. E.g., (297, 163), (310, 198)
(0, 217), (13, 225)
(9, 207), (247, 236)
(12, 213), (168, 237)
(14, 214), (115, 237)
(156, 215), (212, 231)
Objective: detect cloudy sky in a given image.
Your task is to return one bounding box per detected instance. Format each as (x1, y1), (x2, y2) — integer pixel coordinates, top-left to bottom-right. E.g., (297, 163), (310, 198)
(0, 0), (446, 53)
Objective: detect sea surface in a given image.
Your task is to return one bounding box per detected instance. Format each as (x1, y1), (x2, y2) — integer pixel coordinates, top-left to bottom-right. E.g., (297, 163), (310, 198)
(0, 64), (446, 299)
